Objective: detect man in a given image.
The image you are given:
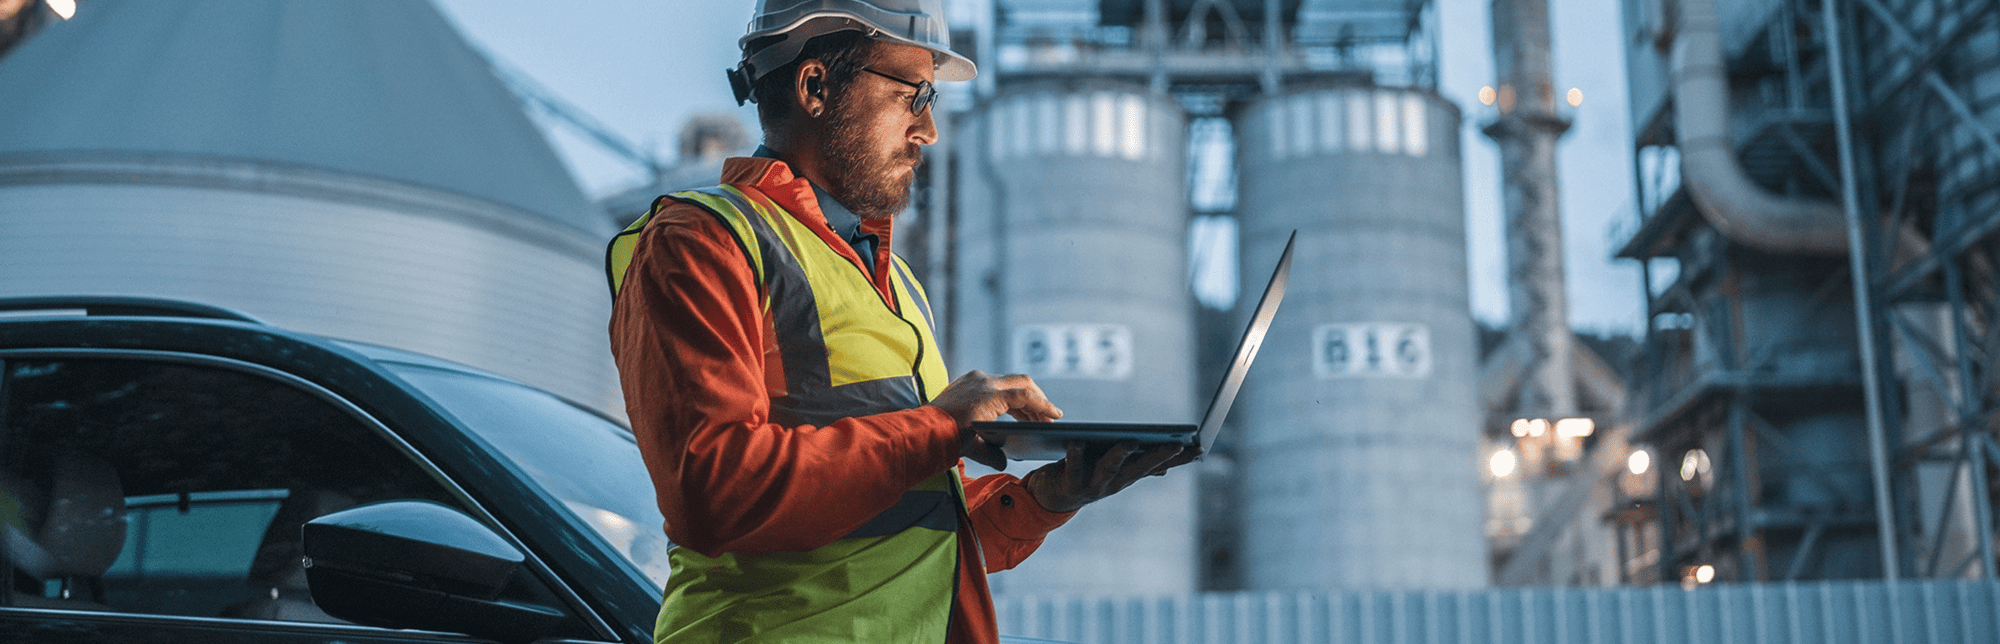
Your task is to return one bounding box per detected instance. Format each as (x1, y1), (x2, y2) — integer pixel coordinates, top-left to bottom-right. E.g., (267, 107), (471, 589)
(606, 1), (1198, 642)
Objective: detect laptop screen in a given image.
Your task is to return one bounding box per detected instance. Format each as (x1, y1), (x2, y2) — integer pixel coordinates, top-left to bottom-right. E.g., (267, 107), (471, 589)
(1194, 230), (1296, 444)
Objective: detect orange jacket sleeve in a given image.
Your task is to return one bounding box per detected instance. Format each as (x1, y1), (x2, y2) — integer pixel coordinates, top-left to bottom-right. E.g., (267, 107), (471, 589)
(961, 469), (1074, 572)
(610, 202), (964, 557)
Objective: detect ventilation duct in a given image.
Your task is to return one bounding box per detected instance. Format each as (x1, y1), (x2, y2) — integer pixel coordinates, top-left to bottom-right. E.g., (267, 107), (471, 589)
(1670, 0), (1849, 255)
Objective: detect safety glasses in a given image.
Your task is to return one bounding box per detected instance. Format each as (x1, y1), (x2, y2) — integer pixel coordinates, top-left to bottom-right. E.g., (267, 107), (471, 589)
(860, 67), (937, 116)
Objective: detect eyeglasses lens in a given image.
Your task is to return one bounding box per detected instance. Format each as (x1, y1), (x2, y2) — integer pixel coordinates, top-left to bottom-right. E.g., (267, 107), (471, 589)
(913, 82), (936, 115)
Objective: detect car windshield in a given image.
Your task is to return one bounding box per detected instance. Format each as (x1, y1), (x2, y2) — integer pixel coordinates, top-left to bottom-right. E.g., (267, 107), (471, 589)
(381, 363), (671, 590)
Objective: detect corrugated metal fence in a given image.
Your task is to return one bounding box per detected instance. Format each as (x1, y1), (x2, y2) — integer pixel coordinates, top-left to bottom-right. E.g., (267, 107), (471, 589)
(996, 581), (2000, 644)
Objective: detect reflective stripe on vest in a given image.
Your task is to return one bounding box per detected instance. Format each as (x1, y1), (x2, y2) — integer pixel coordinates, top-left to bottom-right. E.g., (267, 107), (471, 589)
(606, 185), (964, 644)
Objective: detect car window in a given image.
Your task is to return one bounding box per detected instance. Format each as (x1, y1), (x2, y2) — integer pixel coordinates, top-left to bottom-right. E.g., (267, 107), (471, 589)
(0, 356), (577, 631)
(382, 363), (672, 589)
(110, 491), (290, 578)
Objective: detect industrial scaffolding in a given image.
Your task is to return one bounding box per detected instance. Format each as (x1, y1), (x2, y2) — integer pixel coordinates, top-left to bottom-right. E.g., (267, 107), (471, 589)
(1617, 0), (2000, 585)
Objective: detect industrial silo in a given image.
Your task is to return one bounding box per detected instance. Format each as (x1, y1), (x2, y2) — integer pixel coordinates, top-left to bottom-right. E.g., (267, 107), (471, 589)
(950, 82), (1197, 595)
(0, 0), (621, 413)
(1232, 84), (1488, 589)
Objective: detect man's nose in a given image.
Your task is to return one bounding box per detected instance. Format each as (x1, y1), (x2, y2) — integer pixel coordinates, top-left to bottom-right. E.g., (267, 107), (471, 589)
(911, 108), (938, 146)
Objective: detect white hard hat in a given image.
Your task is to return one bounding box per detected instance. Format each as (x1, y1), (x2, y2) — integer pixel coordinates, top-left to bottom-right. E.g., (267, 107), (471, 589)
(728, 0), (976, 103)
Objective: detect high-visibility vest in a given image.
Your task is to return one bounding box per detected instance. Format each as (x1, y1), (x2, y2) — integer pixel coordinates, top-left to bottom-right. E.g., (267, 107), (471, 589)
(608, 185), (963, 643)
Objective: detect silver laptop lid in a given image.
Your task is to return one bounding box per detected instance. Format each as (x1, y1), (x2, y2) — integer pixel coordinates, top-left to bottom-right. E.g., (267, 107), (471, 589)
(1194, 230), (1295, 443)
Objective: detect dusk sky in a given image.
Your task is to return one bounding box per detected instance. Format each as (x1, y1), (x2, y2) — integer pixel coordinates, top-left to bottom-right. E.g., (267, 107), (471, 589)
(432, 0), (1647, 336)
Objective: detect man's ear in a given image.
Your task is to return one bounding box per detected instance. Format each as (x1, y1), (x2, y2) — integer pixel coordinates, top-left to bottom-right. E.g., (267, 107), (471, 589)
(793, 59), (829, 119)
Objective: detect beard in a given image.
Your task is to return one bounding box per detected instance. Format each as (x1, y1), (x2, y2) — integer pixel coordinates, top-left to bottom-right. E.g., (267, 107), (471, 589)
(819, 103), (923, 219)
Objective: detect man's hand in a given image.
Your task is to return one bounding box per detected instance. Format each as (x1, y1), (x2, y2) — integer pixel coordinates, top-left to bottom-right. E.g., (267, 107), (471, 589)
(924, 371), (1063, 471)
(1023, 441), (1201, 513)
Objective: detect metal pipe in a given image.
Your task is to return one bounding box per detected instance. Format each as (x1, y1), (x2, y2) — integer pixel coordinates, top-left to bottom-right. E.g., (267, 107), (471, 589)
(1671, 0), (1848, 255)
(1658, 443), (1679, 583)
(1261, 0), (1280, 94)
(1943, 255), (1999, 577)
(1922, 451), (1965, 576)
(1823, 0), (1903, 581)
(1726, 400), (1758, 580)
(1785, 523), (1826, 581)
(1146, 0), (1167, 94)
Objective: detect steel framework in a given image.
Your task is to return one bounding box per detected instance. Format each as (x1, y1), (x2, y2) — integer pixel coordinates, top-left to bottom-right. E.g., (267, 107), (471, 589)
(1860, 0), (2000, 580)
(1619, 0), (2000, 584)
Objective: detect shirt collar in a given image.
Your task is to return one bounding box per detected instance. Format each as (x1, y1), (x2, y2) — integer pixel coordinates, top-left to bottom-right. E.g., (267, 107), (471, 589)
(754, 145), (863, 243)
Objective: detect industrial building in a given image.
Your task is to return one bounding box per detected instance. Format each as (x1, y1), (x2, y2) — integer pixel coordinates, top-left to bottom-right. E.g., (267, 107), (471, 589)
(0, 0), (623, 414)
(938, 0), (1486, 595)
(953, 0), (2000, 638)
(10, 0), (2000, 640)
(1598, 0), (2000, 586)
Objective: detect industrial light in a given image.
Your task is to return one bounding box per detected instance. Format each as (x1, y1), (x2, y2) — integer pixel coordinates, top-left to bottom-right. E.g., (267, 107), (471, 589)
(1527, 418), (1548, 437)
(1566, 87), (1584, 107)
(1509, 418), (1530, 437)
(44, 0), (73, 19)
(1628, 449), (1650, 475)
(1489, 449), (1517, 478)
(1680, 449), (1709, 482)
(1478, 86), (1497, 106)
(1693, 564), (1715, 584)
(1554, 417), (1594, 439)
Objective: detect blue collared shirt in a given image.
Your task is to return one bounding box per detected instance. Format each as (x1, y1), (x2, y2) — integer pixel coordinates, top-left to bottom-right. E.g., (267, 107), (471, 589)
(755, 145), (879, 275)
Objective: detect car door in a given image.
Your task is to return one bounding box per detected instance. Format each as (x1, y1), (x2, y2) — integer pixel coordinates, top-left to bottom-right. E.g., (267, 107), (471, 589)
(0, 350), (611, 644)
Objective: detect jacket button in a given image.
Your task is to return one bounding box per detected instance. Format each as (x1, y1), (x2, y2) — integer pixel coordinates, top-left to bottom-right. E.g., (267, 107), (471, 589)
(1000, 494), (1014, 508)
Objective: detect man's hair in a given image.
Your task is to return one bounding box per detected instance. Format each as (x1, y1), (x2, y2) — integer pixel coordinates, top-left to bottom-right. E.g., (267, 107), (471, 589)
(748, 31), (877, 139)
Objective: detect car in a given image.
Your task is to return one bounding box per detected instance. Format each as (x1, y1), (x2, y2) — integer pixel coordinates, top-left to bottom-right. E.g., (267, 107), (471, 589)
(0, 297), (1073, 644)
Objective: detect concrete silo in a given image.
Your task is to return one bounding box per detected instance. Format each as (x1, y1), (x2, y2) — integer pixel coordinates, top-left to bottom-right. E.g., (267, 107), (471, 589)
(1232, 85), (1487, 589)
(0, 0), (620, 413)
(951, 82), (1197, 595)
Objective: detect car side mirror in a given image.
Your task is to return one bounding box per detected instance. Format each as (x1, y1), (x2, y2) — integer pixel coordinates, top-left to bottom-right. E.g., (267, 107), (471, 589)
(302, 500), (571, 643)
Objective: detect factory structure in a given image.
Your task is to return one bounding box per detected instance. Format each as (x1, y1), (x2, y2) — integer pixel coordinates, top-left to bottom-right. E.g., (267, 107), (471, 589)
(1600, 0), (2000, 586)
(930, 0), (1487, 595)
(942, 0), (2000, 638)
(9, 0), (2000, 641)
(0, 0), (622, 414)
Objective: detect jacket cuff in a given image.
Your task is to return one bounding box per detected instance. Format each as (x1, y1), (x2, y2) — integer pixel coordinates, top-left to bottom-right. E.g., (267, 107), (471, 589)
(984, 474), (1075, 541)
(903, 404), (964, 471)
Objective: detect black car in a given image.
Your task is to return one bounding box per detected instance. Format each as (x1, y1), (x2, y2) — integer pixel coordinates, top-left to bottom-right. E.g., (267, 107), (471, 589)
(0, 297), (1070, 644)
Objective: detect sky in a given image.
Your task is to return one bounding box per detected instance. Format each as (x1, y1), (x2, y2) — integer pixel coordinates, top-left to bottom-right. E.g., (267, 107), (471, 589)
(431, 0), (1647, 336)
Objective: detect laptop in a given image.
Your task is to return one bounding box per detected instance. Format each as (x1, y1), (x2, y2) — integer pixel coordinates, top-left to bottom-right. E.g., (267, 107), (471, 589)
(971, 230), (1295, 461)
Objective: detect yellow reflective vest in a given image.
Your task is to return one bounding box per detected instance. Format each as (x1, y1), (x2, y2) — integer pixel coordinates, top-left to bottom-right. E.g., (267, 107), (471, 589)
(608, 185), (964, 643)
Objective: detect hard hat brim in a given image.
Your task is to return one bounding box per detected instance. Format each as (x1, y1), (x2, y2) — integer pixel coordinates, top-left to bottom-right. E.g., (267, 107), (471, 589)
(871, 30), (976, 82)
(739, 2), (977, 82)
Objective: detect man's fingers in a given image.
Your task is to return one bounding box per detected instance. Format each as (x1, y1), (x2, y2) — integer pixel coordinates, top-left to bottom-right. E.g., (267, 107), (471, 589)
(932, 371), (1062, 427)
(997, 383), (1062, 422)
(1154, 445), (1201, 471)
(1028, 441), (1202, 513)
(991, 373), (1036, 388)
(1108, 445), (1193, 488)
(1082, 442), (1138, 496)
(1149, 446), (1202, 475)
(1100, 442), (1140, 473)
(1063, 440), (1090, 486)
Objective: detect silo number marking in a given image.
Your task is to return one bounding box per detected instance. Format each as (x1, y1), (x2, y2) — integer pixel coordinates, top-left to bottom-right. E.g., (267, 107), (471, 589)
(1012, 324), (1133, 380)
(1313, 323), (1432, 379)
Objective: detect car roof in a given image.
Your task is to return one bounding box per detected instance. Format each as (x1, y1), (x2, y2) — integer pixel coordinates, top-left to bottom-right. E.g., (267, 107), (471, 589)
(334, 338), (509, 379)
(0, 295), (495, 376)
